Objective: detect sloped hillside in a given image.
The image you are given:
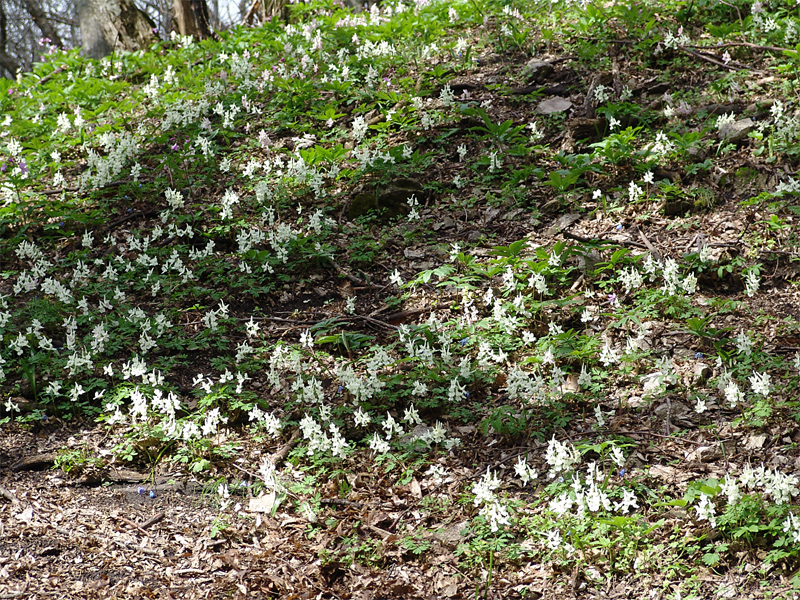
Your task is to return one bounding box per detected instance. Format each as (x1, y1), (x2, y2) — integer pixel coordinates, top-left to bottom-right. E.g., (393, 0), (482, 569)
(1, 0), (800, 597)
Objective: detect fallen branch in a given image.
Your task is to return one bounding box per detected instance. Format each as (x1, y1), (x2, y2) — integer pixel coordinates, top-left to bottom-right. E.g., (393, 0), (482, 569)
(11, 452), (56, 472)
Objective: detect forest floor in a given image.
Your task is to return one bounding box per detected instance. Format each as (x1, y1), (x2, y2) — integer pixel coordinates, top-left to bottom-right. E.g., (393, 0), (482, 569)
(2, 0), (800, 598)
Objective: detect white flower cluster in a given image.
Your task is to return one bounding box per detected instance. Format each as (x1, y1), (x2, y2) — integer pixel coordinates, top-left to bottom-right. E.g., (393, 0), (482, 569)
(738, 464), (799, 505)
(299, 412), (348, 458)
(658, 257), (697, 296)
(545, 437), (580, 479)
(472, 468), (511, 533)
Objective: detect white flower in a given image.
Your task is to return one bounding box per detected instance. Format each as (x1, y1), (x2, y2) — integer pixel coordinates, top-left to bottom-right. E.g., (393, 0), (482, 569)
(695, 493), (717, 528)
(744, 268), (760, 297)
(782, 513), (800, 544)
(724, 380), (744, 408)
(299, 329), (314, 349)
(549, 492), (573, 516)
(352, 115), (368, 143)
(736, 331), (752, 356)
(720, 476), (741, 506)
(611, 446), (625, 467)
(614, 489), (638, 514)
(599, 342), (619, 366)
(749, 371), (771, 397)
(353, 407), (370, 427)
(545, 437), (580, 478)
(545, 529), (562, 550)
(425, 465), (449, 485)
(514, 456), (538, 485)
(403, 404), (422, 425)
(368, 432), (390, 454)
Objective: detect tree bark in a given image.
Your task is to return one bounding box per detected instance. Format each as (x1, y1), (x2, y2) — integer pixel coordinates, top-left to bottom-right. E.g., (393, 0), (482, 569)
(0, 49), (18, 77)
(242, 0), (287, 25)
(77, 0), (156, 59)
(173, 0), (212, 39)
(20, 0), (65, 48)
(0, 1), (17, 76)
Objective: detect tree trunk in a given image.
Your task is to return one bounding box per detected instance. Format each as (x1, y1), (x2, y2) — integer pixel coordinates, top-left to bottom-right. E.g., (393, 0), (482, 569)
(20, 0), (65, 48)
(242, 0), (287, 26)
(173, 0), (211, 39)
(77, 0), (156, 59)
(0, 0), (18, 77)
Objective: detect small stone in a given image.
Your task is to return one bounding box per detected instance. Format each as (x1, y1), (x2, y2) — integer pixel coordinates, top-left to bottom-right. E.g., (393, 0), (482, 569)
(692, 363), (712, 383)
(522, 59), (554, 83)
(745, 433), (767, 450)
(485, 206), (502, 225)
(536, 96), (572, 115)
(718, 118), (755, 144)
(545, 212), (581, 236)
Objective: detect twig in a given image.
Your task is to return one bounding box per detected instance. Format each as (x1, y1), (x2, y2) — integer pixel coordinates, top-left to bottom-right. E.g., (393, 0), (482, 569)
(369, 306), (429, 321)
(113, 515), (150, 535)
(270, 429), (301, 465)
(101, 209), (159, 232)
(636, 227), (662, 262)
(36, 65), (65, 86)
(561, 230), (647, 250)
(330, 262), (384, 290)
(685, 41), (795, 55)
(140, 512), (165, 529)
(110, 538), (160, 556)
(348, 314), (396, 330)
(677, 45), (750, 72)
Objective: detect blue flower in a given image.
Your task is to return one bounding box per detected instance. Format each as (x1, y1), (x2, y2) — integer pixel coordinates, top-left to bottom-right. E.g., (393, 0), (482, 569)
(137, 486), (145, 495)
(460, 338), (469, 346)
(149, 490), (156, 498)
(615, 223), (623, 230)
(619, 469), (626, 478)
(695, 352), (703, 359)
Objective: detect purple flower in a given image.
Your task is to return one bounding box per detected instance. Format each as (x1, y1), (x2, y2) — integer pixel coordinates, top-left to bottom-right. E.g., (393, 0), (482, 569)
(137, 486), (145, 495)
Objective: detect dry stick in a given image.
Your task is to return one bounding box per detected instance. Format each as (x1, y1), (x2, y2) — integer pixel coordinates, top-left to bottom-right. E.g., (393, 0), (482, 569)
(677, 45), (751, 72)
(271, 429), (301, 465)
(349, 314), (396, 330)
(369, 307), (429, 321)
(636, 227), (662, 262)
(331, 261), (384, 290)
(685, 40), (795, 55)
(114, 515), (150, 535)
(561, 230), (648, 250)
(140, 512), (166, 529)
